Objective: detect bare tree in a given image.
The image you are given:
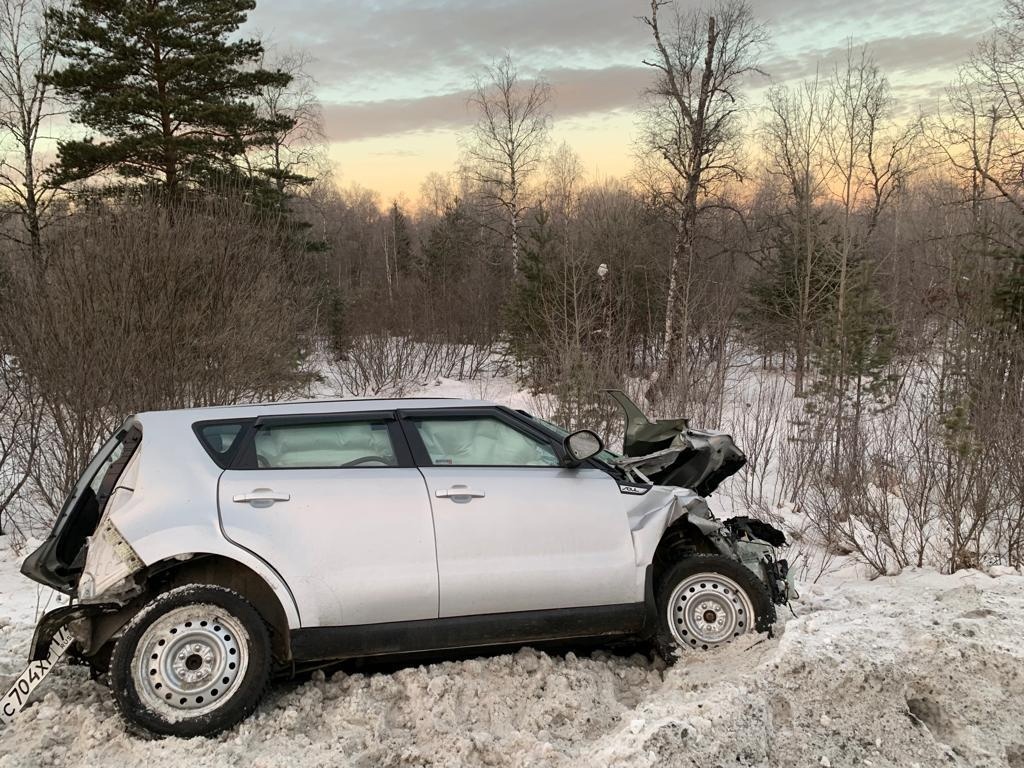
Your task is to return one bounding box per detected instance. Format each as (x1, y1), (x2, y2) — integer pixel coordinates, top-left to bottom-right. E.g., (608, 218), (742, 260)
(419, 171), (455, 219)
(818, 47), (918, 456)
(0, 355), (40, 537)
(937, 2), (1024, 218)
(544, 141), (584, 221)
(760, 73), (833, 394)
(637, 0), (767, 406)
(463, 53), (552, 278)
(249, 49), (328, 199)
(0, 0), (62, 255)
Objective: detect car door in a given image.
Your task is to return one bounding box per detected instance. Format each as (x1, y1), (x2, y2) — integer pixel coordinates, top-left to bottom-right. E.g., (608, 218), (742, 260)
(400, 408), (640, 618)
(216, 412), (438, 628)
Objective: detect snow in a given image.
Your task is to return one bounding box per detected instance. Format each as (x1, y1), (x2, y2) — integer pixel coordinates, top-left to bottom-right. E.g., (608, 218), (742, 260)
(3, 528), (1024, 766)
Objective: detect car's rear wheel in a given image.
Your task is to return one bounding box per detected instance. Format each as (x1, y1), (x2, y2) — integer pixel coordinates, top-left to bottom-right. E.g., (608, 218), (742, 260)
(109, 585), (271, 737)
(653, 554), (775, 660)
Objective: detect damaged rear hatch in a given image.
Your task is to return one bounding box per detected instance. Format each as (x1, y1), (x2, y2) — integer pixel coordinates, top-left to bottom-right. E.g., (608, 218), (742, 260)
(21, 418), (141, 594)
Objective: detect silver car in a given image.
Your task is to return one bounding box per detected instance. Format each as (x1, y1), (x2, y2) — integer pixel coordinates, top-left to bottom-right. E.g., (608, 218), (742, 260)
(16, 397), (791, 737)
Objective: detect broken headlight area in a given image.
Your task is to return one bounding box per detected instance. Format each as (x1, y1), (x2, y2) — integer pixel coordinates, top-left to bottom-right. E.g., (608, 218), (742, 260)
(726, 517), (796, 605)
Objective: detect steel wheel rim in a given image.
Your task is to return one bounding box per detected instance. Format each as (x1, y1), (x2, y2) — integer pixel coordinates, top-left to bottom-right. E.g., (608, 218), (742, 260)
(667, 572), (754, 650)
(132, 604), (249, 718)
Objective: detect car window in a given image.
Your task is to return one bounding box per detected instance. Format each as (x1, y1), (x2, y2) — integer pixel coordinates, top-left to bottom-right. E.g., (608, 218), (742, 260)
(411, 416), (559, 467)
(88, 441), (125, 496)
(198, 423), (245, 457)
(254, 420), (397, 468)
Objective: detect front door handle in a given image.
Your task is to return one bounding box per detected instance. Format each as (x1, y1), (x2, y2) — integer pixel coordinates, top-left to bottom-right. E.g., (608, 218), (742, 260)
(435, 485), (486, 500)
(233, 489), (291, 506)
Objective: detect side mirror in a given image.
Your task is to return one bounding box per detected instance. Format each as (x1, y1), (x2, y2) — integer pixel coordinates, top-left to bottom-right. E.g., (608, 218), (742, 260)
(562, 429), (603, 466)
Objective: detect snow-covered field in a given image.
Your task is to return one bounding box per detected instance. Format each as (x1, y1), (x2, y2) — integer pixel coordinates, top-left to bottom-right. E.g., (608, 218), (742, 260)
(2, 532), (1023, 768)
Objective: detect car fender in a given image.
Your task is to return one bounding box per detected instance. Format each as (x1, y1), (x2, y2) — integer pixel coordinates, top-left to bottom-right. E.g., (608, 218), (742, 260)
(626, 486), (728, 567)
(128, 527), (301, 629)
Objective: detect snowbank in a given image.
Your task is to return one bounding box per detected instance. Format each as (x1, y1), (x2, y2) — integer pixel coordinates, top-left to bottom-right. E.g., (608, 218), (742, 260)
(2, 532), (1022, 767)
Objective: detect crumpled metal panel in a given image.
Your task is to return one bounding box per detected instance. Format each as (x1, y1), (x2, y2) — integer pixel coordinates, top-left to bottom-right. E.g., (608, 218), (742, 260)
(625, 485), (725, 566)
(607, 390), (746, 496)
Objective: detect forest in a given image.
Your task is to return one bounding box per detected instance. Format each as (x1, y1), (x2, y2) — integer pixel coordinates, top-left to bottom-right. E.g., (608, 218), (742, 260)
(0, 0), (1022, 578)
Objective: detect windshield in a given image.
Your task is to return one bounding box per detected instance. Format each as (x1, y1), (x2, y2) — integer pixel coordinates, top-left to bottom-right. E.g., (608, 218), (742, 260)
(523, 414), (621, 465)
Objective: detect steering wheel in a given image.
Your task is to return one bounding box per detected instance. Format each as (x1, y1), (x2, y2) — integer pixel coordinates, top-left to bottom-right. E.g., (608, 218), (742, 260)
(340, 456), (391, 467)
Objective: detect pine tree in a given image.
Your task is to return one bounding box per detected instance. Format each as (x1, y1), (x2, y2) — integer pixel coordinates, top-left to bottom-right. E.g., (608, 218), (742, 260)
(389, 202), (413, 279)
(742, 211), (839, 381)
(46, 0), (291, 195)
(810, 256), (898, 452)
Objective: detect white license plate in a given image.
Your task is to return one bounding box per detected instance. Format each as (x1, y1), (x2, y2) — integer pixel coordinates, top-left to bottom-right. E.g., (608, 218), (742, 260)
(0, 626), (74, 725)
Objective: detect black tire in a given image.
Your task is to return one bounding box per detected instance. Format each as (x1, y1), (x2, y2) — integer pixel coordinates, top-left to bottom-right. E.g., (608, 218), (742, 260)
(653, 554), (775, 661)
(87, 643), (113, 684)
(109, 584), (272, 738)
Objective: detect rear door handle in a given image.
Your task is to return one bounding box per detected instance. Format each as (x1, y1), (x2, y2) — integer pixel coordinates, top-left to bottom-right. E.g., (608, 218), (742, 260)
(435, 485), (486, 500)
(233, 489), (291, 506)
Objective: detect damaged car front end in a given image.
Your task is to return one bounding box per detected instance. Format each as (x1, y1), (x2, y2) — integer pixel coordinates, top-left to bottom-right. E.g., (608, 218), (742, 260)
(605, 390), (796, 608)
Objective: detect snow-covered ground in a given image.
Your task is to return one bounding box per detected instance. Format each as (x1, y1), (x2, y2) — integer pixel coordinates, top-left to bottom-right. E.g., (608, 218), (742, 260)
(2, 532), (1023, 767)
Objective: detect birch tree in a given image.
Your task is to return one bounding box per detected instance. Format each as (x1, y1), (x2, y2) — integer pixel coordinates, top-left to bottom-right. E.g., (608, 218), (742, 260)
(249, 50), (327, 200)
(0, 0), (62, 256)
(760, 74), (833, 394)
(637, 0), (767, 406)
(464, 53), (551, 279)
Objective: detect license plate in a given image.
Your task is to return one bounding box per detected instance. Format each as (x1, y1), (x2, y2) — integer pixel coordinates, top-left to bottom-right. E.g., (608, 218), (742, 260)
(0, 626), (74, 725)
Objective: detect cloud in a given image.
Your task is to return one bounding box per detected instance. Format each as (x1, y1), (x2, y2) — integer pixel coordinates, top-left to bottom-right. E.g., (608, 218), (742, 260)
(321, 90), (470, 142)
(248, 0), (1000, 144)
(321, 65), (651, 142)
(247, 0), (651, 95)
(765, 30), (987, 83)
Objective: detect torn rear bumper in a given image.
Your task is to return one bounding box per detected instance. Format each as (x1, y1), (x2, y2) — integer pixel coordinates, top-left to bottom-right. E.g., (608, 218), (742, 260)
(28, 603), (122, 662)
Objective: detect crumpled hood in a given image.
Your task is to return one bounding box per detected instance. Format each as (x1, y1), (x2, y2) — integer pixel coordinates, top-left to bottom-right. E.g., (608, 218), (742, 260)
(607, 390), (746, 496)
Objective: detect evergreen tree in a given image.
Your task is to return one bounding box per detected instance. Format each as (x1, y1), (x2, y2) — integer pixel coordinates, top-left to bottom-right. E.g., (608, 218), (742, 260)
(419, 198), (482, 335)
(742, 211), (839, 378)
(389, 202), (413, 279)
(505, 205), (556, 386)
(810, 257), (898, 427)
(46, 0), (291, 195)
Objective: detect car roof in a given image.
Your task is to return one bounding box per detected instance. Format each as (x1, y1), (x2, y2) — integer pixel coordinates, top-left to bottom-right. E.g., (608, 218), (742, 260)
(134, 397), (499, 423)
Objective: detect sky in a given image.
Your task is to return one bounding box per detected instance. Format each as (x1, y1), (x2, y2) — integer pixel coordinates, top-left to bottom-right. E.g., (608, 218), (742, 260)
(243, 0), (1003, 205)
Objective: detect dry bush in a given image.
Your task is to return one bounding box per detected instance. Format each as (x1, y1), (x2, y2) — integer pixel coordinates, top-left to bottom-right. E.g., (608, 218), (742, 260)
(323, 334), (506, 398)
(325, 334), (435, 397)
(0, 192), (318, 526)
(794, 358), (1023, 576)
(0, 355), (41, 538)
(729, 369), (790, 514)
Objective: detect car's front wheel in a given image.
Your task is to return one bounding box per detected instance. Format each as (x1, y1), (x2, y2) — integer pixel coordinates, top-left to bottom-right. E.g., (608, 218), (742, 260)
(653, 554), (775, 659)
(109, 584), (272, 737)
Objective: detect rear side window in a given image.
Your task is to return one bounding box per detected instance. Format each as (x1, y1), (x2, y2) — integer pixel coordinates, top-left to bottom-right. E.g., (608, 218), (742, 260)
(253, 420), (397, 468)
(194, 421), (249, 468)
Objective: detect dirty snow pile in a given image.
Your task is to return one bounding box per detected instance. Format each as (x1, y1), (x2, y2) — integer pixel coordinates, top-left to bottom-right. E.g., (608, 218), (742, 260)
(1, 537), (1022, 768)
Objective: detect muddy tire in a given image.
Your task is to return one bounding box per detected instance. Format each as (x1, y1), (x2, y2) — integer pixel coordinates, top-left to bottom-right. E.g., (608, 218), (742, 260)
(653, 554), (775, 661)
(109, 584), (271, 738)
